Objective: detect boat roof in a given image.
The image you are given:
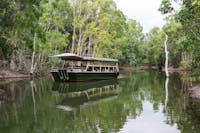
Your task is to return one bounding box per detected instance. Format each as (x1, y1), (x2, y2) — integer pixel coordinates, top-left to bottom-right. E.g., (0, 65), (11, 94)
(50, 53), (118, 62)
(50, 53), (83, 60)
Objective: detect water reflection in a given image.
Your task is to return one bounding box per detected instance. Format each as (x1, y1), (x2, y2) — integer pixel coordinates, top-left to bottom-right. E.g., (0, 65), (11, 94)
(0, 71), (200, 133)
(52, 80), (119, 111)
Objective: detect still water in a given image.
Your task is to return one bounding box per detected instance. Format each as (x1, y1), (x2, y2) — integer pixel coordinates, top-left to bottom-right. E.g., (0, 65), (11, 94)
(0, 71), (200, 133)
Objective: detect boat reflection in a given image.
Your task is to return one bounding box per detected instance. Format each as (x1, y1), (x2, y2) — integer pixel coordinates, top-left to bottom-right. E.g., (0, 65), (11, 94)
(52, 79), (119, 111)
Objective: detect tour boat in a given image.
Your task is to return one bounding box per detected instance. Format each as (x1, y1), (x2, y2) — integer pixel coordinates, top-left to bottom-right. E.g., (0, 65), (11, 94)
(50, 53), (119, 82)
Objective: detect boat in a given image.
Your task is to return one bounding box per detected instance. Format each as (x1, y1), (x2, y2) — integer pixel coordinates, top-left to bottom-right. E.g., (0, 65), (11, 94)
(50, 53), (119, 82)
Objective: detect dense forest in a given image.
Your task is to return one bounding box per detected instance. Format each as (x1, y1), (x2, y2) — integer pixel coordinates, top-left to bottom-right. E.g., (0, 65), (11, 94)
(0, 0), (199, 74)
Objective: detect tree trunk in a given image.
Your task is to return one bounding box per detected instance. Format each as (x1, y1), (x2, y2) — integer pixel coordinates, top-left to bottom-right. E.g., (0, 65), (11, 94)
(77, 29), (82, 55)
(10, 49), (16, 71)
(9, 31), (18, 71)
(88, 35), (93, 57)
(30, 32), (37, 75)
(164, 33), (169, 77)
(164, 33), (169, 113)
(71, 5), (76, 54)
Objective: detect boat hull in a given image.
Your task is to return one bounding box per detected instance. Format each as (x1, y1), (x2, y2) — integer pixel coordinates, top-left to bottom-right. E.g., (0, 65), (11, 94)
(51, 70), (119, 82)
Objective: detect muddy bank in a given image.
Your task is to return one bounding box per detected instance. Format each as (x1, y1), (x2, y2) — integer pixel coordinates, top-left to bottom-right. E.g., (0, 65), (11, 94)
(120, 66), (189, 72)
(189, 84), (200, 102)
(119, 66), (159, 71)
(119, 67), (136, 71)
(0, 70), (31, 79)
(0, 66), (190, 79)
(167, 67), (190, 73)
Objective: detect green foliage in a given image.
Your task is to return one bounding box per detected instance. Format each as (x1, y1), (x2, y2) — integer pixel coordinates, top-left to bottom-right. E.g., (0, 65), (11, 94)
(145, 27), (165, 67)
(160, 0), (200, 72)
(120, 19), (145, 66)
(163, 19), (186, 67)
(1, 0), (199, 72)
(0, 0), (73, 72)
(159, 0), (174, 14)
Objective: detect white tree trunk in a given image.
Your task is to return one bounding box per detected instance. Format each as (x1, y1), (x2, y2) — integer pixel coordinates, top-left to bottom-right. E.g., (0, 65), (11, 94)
(164, 77), (169, 113)
(71, 5), (76, 53)
(77, 29), (82, 55)
(30, 32), (37, 74)
(10, 50), (16, 71)
(164, 33), (169, 113)
(164, 33), (169, 77)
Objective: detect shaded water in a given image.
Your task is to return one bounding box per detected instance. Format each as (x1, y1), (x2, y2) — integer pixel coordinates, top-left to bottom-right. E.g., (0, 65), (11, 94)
(0, 71), (200, 133)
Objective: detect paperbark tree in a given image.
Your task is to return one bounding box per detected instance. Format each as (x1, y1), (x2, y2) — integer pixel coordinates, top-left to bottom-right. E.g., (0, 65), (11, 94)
(30, 33), (37, 75)
(164, 33), (169, 77)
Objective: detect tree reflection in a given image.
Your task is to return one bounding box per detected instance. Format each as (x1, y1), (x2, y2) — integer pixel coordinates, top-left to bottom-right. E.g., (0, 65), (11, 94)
(164, 77), (169, 114)
(0, 72), (200, 133)
(30, 80), (37, 122)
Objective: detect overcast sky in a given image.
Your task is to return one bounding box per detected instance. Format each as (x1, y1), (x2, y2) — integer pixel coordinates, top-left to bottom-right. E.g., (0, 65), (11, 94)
(113, 0), (166, 33)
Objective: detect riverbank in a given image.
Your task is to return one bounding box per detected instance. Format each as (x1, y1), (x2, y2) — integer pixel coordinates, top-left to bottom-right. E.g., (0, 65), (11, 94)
(120, 66), (189, 73)
(1, 66), (189, 79)
(1, 67), (200, 103)
(0, 70), (31, 79)
(189, 84), (200, 102)
(119, 66), (158, 72)
(167, 67), (190, 73)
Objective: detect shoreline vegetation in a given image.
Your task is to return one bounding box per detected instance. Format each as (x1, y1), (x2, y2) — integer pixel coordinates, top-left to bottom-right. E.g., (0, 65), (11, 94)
(1, 66), (200, 102)
(119, 66), (190, 72)
(0, 66), (190, 79)
(0, 66), (200, 102)
(0, 70), (32, 79)
(0, 1), (199, 101)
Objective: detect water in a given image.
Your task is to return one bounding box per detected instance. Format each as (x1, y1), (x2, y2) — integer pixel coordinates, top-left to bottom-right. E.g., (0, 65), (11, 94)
(0, 71), (200, 133)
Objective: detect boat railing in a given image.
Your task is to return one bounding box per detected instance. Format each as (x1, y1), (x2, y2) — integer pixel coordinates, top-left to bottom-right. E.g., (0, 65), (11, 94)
(51, 65), (119, 73)
(85, 65), (118, 72)
(51, 66), (85, 72)
(64, 67), (86, 72)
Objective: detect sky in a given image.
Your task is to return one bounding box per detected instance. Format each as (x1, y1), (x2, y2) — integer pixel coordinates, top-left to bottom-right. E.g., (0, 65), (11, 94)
(113, 0), (166, 33)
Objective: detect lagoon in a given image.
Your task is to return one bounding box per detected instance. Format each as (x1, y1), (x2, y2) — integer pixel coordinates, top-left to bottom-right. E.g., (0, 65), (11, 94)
(0, 71), (199, 133)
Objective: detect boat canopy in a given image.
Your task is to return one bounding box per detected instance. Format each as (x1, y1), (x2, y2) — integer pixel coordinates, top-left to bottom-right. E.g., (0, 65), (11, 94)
(50, 53), (83, 61)
(50, 53), (118, 62)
